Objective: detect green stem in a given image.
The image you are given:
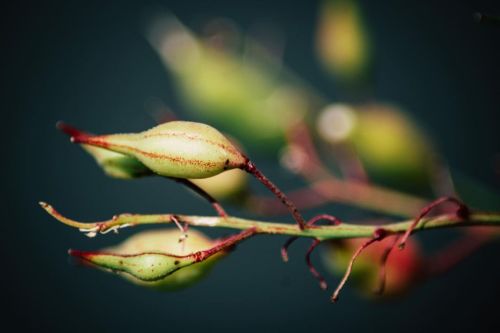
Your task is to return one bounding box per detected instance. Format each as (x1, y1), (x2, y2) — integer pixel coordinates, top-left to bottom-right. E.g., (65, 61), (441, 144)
(40, 202), (500, 240)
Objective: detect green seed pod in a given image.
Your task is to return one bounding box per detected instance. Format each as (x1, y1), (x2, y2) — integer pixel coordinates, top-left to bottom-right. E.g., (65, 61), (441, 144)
(70, 229), (224, 291)
(72, 121), (247, 179)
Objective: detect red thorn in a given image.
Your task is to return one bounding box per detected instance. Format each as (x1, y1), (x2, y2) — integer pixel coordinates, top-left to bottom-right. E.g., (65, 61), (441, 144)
(281, 236), (297, 262)
(305, 239), (328, 290)
(281, 246), (290, 262)
(399, 197), (468, 249)
(331, 229), (386, 302)
(280, 214), (341, 262)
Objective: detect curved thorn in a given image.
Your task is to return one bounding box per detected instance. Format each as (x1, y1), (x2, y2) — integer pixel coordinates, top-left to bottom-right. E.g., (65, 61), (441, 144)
(280, 214), (341, 262)
(399, 197), (468, 249)
(331, 229), (386, 302)
(281, 236), (298, 262)
(305, 239), (328, 290)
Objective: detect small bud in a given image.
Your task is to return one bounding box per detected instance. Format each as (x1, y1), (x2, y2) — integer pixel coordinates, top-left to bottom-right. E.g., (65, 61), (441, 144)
(70, 229), (224, 291)
(323, 236), (424, 298)
(71, 121), (247, 179)
(57, 122), (152, 179)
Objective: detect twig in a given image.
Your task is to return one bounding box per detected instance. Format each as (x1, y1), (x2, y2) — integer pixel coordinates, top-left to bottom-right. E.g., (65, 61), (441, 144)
(39, 202), (500, 240)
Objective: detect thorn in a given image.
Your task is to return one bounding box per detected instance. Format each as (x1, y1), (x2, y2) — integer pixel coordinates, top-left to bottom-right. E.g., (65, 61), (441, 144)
(280, 236), (297, 262)
(281, 247), (289, 262)
(305, 239), (328, 290)
(331, 230), (385, 302)
(280, 214), (341, 262)
(398, 197), (468, 249)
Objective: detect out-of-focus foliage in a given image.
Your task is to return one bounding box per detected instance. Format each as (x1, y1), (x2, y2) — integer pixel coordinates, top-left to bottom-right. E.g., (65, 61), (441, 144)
(317, 103), (436, 192)
(147, 15), (316, 151)
(316, 0), (372, 83)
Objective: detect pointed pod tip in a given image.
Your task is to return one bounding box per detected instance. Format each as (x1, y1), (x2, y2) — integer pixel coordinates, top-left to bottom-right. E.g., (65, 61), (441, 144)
(68, 249), (94, 260)
(70, 135), (86, 144)
(68, 248), (79, 256)
(39, 201), (54, 215)
(280, 250), (289, 263)
(56, 121), (76, 137)
(56, 121), (90, 141)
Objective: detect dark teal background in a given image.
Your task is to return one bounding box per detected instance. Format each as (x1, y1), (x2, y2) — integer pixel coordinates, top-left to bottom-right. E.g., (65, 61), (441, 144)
(3, 0), (500, 332)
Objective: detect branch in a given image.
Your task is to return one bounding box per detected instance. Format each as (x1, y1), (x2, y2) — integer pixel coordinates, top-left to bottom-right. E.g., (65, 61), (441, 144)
(39, 202), (500, 240)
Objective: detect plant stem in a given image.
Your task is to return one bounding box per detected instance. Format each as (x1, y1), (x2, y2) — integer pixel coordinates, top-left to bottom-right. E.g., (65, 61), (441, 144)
(40, 202), (500, 241)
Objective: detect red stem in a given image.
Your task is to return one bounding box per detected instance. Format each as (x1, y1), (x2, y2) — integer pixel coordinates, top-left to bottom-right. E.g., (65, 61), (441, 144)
(169, 177), (228, 217)
(194, 227), (257, 262)
(243, 159), (306, 229)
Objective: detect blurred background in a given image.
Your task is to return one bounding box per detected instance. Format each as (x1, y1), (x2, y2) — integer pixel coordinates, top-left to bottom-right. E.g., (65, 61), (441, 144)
(3, 0), (500, 332)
